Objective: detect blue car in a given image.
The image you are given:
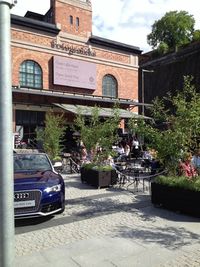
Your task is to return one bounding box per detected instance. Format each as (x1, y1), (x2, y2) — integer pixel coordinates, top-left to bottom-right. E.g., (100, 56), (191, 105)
(14, 151), (65, 218)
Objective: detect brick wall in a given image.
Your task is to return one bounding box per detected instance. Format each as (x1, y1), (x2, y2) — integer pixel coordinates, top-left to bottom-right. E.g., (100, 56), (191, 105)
(54, 0), (92, 37)
(12, 35), (138, 101)
(11, 0), (140, 136)
(11, 0), (139, 102)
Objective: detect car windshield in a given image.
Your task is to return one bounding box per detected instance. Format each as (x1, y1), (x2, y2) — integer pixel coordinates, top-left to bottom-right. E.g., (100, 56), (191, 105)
(14, 154), (52, 172)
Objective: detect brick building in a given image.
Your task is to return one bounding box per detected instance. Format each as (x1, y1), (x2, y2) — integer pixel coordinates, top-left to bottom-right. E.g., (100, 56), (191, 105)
(11, 0), (142, 150)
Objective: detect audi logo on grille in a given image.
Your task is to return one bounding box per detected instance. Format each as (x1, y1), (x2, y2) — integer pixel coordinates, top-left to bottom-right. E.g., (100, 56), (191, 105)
(14, 192), (30, 200)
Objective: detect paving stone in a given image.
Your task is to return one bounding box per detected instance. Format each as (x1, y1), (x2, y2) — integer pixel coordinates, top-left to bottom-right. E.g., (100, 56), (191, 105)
(15, 173), (200, 267)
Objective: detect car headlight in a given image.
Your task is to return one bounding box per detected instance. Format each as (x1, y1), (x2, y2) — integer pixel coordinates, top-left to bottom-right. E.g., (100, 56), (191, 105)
(44, 184), (62, 193)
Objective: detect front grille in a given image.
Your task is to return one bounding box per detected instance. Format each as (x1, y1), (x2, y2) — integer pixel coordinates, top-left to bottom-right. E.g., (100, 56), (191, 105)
(14, 190), (42, 215)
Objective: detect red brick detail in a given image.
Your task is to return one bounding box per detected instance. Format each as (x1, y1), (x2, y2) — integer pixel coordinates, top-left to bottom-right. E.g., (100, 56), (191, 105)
(54, 0), (92, 37)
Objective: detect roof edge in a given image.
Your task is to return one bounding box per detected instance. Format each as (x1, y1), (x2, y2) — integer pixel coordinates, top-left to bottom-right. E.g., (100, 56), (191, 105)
(11, 14), (60, 35)
(89, 35), (142, 55)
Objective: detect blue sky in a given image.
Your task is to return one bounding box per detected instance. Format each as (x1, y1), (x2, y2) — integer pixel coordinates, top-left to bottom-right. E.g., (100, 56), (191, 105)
(11, 0), (200, 53)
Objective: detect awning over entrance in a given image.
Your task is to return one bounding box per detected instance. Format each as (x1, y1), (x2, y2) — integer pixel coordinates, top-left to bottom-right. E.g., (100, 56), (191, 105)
(54, 103), (150, 119)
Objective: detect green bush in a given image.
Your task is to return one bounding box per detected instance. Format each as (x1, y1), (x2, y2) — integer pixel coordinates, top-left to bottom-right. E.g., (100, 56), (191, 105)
(92, 165), (114, 171)
(52, 156), (62, 162)
(82, 162), (113, 171)
(73, 105), (120, 165)
(82, 162), (96, 170)
(155, 175), (200, 192)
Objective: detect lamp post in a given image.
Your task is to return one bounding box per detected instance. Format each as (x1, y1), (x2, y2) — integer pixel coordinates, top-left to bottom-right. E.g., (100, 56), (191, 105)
(0, 1), (17, 266)
(141, 69), (154, 116)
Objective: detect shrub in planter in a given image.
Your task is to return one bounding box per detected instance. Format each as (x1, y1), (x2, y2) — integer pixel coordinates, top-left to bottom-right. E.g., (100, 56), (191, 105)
(151, 175), (200, 217)
(154, 175), (200, 191)
(36, 111), (66, 161)
(81, 164), (117, 189)
(73, 105), (120, 188)
(131, 76), (200, 177)
(80, 163), (96, 183)
(73, 106), (120, 165)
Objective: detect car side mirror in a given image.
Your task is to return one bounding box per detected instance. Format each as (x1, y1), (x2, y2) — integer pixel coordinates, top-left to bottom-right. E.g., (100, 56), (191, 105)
(53, 161), (63, 172)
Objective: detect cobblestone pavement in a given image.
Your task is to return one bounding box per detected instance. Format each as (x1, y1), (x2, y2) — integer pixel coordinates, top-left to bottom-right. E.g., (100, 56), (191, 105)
(15, 173), (200, 266)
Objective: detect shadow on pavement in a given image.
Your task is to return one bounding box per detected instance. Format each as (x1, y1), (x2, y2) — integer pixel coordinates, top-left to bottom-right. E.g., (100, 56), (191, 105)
(15, 216), (53, 228)
(112, 224), (200, 250)
(16, 174), (200, 251)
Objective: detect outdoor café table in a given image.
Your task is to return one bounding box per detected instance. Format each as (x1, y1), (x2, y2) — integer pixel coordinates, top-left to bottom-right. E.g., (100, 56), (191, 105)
(125, 165), (151, 192)
(114, 164), (139, 186)
(114, 162), (129, 184)
(114, 161), (152, 190)
(115, 162), (127, 171)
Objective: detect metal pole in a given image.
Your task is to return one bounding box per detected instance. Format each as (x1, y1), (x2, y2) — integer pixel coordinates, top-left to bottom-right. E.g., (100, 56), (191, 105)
(0, 1), (17, 266)
(141, 70), (144, 116)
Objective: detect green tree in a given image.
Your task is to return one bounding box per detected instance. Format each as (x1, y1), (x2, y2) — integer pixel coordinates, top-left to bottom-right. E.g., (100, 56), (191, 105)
(192, 30), (200, 42)
(36, 111), (66, 160)
(131, 76), (200, 175)
(147, 11), (195, 52)
(157, 42), (169, 55)
(73, 106), (120, 165)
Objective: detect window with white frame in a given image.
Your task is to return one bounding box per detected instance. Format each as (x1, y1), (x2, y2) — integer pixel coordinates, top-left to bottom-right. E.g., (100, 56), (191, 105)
(102, 74), (118, 98)
(19, 60), (42, 89)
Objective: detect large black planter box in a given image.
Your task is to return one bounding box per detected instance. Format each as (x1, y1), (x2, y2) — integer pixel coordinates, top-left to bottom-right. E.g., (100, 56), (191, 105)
(151, 182), (200, 217)
(81, 167), (117, 189)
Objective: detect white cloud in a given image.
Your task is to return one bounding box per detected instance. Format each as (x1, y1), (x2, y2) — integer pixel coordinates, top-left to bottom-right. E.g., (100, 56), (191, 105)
(11, 0), (200, 52)
(92, 0), (200, 52)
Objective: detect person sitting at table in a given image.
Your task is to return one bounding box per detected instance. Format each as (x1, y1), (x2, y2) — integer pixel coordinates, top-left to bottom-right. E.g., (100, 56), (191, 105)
(132, 136), (140, 159)
(115, 143), (126, 161)
(124, 143), (130, 157)
(80, 145), (88, 163)
(191, 148), (200, 174)
(150, 158), (160, 175)
(106, 155), (116, 169)
(142, 145), (153, 170)
(179, 152), (197, 179)
(117, 143), (125, 154)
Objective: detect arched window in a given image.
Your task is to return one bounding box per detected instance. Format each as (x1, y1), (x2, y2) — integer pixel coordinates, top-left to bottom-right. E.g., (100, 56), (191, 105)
(19, 60), (42, 89)
(102, 74), (118, 97)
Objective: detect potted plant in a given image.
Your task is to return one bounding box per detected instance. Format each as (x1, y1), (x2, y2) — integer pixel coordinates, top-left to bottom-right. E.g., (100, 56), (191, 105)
(81, 164), (118, 188)
(132, 76), (200, 217)
(74, 105), (120, 188)
(151, 175), (200, 217)
(36, 111), (66, 163)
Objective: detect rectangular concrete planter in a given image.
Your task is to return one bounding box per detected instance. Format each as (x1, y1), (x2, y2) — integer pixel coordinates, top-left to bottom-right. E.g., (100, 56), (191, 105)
(81, 167), (117, 189)
(151, 182), (200, 217)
